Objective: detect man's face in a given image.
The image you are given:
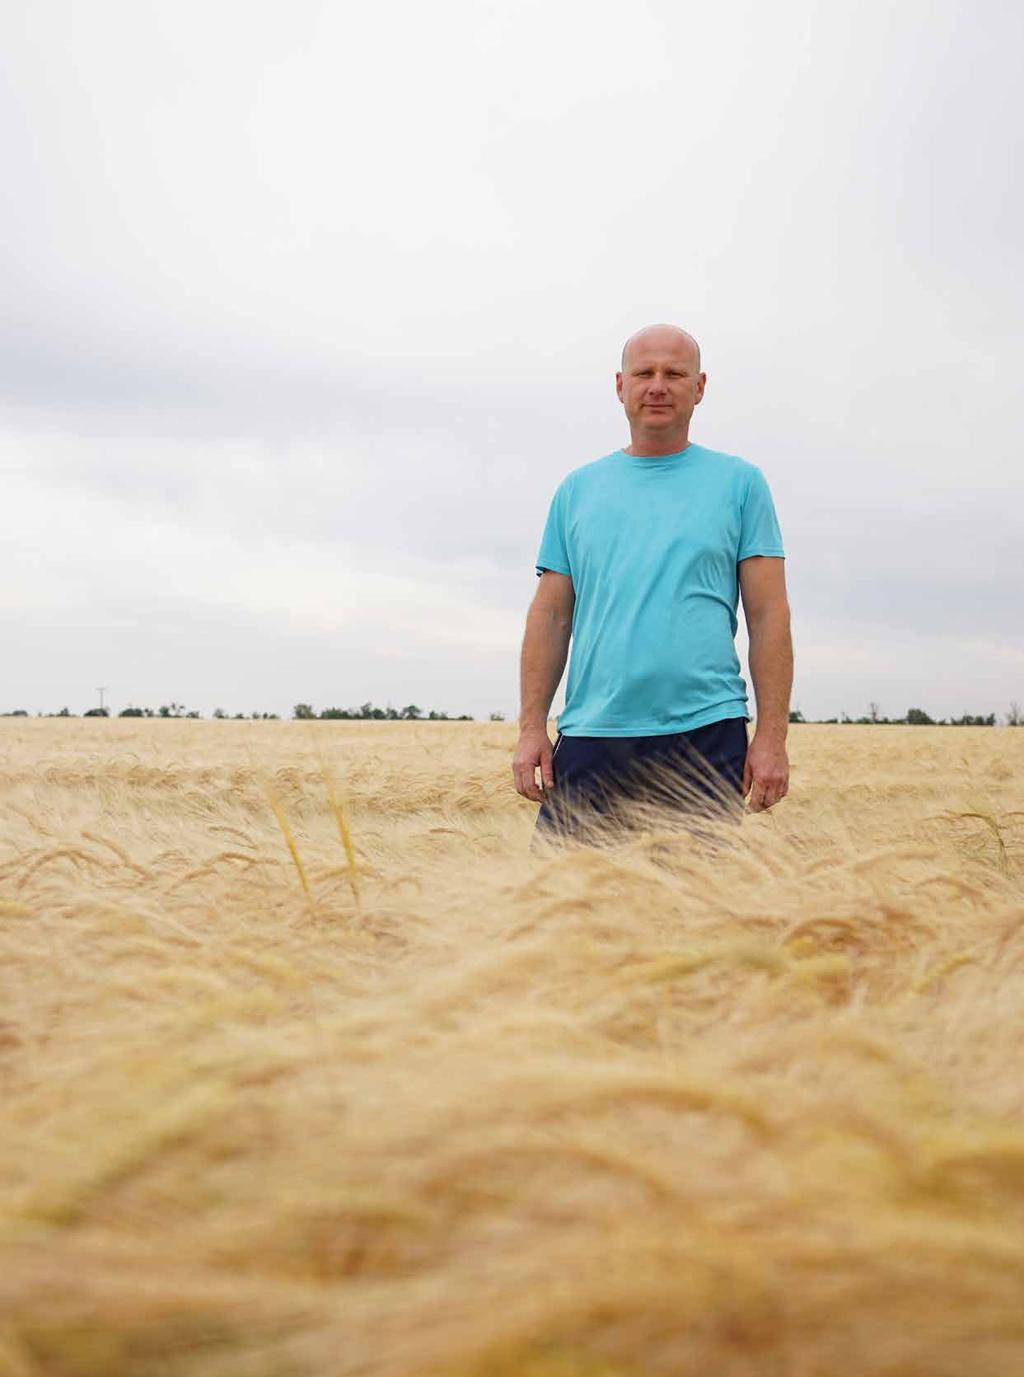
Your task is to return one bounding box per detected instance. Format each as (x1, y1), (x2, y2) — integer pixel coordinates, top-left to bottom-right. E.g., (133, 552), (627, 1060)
(616, 332), (706, 433)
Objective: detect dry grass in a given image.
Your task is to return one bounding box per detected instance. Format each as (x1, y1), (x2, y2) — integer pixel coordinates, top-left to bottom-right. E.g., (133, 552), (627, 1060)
(1, 719), (1023, 1377)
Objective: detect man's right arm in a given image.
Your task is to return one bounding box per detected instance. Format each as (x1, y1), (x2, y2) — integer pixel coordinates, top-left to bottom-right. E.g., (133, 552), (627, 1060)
(512, 570), (574, 802)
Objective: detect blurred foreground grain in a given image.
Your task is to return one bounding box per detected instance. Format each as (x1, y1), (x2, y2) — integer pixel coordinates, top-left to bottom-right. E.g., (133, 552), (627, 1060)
(1, 720), (1023, 1377)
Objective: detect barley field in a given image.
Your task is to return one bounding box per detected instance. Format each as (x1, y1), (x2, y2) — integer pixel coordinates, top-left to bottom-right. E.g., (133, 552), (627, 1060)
(1, 719), (1023, 1377)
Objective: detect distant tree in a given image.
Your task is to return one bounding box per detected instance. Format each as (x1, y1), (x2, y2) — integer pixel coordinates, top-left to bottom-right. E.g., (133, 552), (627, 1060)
(293, 704), (316, 720)
(213, 707), (227, 719)
(949, 712), (996, 727)
(1007, 702), (1022, 727)
(3, 709), (29, 717)
(400, 704), (423, 720)
(119, 707), (145, 717)
(489, 711), (506, 721)
(56, 707), (72, 717)
(788, 709), (805, 723)
(83, 707), (110, 717)
(185, 710), (201, 719)
(906, 707), (935, 725)
(868, 701), (880, 723)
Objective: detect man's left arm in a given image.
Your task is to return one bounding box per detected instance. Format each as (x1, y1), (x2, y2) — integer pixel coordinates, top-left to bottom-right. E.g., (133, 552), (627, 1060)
(739, 556), (793, 812)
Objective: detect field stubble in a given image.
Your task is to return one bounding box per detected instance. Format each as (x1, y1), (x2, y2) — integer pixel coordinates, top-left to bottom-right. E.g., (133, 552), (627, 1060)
(1, 720), (1023, 1377)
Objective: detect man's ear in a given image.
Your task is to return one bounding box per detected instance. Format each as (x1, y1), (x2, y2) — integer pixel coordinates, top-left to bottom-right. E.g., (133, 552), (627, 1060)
(695, 372), (707, 403)
(615, 371), (624, 403)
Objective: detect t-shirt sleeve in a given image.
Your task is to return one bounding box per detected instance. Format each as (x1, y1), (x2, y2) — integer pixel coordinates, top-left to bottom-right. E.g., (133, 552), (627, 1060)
(738, 465), (785, 560)
(534, 479), (572, 577)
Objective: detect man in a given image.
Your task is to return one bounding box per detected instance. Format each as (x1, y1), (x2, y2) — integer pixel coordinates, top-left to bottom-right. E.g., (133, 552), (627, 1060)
(513, 323), (792, 842)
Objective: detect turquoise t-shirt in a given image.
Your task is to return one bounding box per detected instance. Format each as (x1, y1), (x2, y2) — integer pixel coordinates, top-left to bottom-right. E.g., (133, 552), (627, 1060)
(535, 443), (785, 736)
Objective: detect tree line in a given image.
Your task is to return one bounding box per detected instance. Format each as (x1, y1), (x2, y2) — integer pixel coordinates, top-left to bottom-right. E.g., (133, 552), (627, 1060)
(292, 703), (476, 721)
(0, 700), (481, 721)
(789, 702), (1023, 726)
(2, 701), (1020, 726)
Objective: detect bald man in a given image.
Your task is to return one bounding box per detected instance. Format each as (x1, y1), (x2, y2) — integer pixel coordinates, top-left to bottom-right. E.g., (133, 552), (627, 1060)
(513, 324), (793, 843)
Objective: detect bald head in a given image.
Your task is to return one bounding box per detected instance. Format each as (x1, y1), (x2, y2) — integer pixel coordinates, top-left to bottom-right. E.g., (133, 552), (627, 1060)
(620, 324), (701, 374)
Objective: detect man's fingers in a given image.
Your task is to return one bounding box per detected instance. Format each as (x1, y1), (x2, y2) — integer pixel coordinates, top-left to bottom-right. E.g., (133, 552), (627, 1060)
(512, 731), (557, 805)
(742, 756), (752, 796)
(540, 749), (555, 791)
(515, 770), (536, 802)
(747, 776), (789, 812)
(513, 763), (545, 803)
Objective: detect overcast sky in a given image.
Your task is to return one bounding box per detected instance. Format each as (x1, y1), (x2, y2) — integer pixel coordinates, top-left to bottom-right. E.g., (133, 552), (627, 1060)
(1, 0), (1021, 722)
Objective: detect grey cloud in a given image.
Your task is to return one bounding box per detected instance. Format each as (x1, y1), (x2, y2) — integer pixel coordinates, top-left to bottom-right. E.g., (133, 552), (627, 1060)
(1, 0), (1021, 720)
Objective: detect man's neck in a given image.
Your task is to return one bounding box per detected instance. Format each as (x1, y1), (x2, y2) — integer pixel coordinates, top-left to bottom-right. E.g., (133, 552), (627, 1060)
(623, 427), (692, 458)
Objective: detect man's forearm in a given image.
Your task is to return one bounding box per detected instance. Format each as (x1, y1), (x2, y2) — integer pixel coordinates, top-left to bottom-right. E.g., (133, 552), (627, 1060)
(748, 609), (793, 740)
(519, 604), (572, 730)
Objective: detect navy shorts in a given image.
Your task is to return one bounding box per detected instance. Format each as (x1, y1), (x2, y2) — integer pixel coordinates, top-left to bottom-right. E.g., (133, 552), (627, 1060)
(534, 716), (749, 844)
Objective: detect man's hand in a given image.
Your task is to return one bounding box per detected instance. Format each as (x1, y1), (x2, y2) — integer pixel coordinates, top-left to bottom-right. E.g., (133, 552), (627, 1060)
(513, 726), (555, 802)
(742, 733), (789, 812)
(739, 556), (793, 814)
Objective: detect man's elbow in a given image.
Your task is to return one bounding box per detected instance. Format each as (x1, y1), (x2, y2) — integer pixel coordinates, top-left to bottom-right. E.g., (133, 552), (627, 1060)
(531, 589), (575, 632)
(746, 599), (791, 637)
(534, 603), (573, 638)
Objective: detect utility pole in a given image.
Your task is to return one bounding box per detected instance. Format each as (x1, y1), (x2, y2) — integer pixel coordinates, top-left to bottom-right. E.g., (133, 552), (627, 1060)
(97, 686), (108, 713)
